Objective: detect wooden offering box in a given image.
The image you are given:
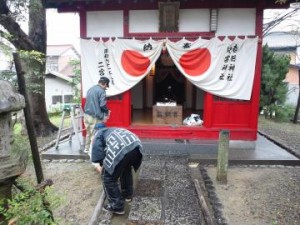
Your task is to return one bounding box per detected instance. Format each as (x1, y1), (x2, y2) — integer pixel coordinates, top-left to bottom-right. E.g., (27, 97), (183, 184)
(153, 105), (183, 125)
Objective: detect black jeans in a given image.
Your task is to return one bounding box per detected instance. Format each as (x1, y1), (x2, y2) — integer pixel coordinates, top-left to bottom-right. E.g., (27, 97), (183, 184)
(102, 148), (142, 210)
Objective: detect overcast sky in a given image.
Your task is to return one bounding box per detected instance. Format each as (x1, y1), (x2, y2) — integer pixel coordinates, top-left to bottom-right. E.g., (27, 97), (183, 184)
(46, 9), (80, 51)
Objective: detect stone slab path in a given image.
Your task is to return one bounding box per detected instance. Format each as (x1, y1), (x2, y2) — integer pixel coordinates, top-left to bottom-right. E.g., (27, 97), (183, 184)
(126, 155), (204, 225)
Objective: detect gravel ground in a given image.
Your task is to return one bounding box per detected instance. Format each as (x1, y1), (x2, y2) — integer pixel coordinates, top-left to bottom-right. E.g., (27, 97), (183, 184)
(258, 116), (300, 156)
(20, 117), (300, 225)
(201, 116), (300, 225)
(203, 166), (300, 225)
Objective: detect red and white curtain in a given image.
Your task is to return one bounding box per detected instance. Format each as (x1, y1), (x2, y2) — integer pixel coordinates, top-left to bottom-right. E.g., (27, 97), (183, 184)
(80, 38), (163, 97)
(80, 37), (258, 100)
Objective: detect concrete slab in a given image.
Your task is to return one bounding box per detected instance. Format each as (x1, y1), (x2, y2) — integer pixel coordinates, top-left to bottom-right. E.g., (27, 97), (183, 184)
(42, 135), (88, 160)
(41, 133), (300, 165)
(190, 134), (299, 165)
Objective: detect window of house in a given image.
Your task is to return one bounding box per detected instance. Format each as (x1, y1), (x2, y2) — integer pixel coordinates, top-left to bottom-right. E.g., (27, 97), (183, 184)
(46, 56), (59, 71)
(64, 95), (73, 103)
(52, 95), (62, 104)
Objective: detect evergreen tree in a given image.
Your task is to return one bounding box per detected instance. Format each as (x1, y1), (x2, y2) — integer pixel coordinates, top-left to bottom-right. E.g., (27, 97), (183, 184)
(260, 45), (290, 119)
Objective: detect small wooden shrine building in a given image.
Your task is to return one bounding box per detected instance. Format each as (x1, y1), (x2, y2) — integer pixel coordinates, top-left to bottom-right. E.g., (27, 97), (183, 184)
(44, 0), (293, 142)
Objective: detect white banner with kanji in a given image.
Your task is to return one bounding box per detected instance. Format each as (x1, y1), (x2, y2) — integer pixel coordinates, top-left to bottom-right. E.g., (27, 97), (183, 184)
(80, 37), (258, 100)
(80, 38), (164, 97)
(165, 37), (258, 100)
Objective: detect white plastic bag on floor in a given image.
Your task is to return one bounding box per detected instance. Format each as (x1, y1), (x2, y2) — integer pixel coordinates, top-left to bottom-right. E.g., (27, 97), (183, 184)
(183, 114), (203, 126)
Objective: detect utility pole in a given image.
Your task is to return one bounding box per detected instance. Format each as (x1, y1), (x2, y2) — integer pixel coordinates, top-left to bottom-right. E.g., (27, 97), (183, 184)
(292, 69), (300, 123)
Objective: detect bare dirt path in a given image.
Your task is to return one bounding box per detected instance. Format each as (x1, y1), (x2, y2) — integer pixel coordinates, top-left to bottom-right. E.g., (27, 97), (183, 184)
(204, 165), (300, 225)
(23, 160), (102, 225)
(25, 160), (300, 225)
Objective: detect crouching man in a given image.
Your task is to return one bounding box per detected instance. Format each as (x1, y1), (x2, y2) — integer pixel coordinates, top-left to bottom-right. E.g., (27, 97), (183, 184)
(91, 123), (143, 215)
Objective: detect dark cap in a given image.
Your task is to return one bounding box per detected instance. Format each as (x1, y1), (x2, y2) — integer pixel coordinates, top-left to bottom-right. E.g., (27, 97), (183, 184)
(99, 76), (110, 87)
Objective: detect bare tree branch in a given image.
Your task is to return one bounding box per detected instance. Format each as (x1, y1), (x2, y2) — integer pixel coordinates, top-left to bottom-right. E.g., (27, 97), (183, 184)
(263, 7), (300, 36)
(0, 0), (34, 50)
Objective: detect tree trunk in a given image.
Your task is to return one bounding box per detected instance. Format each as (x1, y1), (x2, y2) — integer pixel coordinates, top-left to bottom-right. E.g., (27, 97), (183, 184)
(0, 0), (58, 136)
(27, 64), (58, 136)
(292, 70), (300, 124)
(27, 0), (58, 136)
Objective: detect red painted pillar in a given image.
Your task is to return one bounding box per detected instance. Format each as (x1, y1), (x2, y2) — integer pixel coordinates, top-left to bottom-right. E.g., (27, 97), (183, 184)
(122, 91), (131, 126)
(203, 92), (214, 128)
(249, 6), (264, 139)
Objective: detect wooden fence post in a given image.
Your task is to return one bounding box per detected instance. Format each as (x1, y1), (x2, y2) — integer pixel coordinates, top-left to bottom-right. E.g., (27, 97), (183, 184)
(216, 129), (230, 184)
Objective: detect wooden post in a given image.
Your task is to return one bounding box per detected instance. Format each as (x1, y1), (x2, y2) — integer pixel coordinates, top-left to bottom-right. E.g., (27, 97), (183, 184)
(88, 191), (107, 225)
(216, 129), (229, 184)
(194, 179), (214, 225)
(13, 53), (44, 184)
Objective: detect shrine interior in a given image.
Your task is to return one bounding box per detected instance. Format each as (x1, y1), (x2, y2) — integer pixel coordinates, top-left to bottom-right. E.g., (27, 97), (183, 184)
(131, 54), (204, 125)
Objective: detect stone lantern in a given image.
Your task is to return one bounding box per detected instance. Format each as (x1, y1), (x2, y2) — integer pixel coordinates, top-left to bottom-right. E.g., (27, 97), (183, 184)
(0, 80), (27, 202)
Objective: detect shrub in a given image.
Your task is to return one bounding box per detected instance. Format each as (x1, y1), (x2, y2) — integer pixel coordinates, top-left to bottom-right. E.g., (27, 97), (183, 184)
(0, 179), (64, 225)
(273, 104), (295, 122)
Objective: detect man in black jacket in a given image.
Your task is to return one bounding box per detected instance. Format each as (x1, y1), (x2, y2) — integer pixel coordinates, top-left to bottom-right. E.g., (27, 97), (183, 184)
(91, 124), (143, 215)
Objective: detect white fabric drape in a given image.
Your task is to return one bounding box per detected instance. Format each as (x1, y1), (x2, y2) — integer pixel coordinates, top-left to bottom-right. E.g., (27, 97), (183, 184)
(80, 38), (163, 97)
(80, 37), (258, 100)
(165, 37), (258, 100)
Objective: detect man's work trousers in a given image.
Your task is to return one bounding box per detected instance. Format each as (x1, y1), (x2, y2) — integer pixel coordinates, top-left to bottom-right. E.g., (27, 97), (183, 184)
(83, 113), (100, 153)
(101, 148), (142, 210)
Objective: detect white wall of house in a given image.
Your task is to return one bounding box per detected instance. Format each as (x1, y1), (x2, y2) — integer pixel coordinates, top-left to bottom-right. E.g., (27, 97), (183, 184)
(87, 11), (124, 37)
(286, 83), (299, 106)
(58, 48), (79, 72)
(285, 67), (300, 106)
(45, 77), (74, 112)
(179, 9), (211, 32)
(129, 10), (159, 33)
(216, 8), (256, 36)
(128, 9), (211, 33)
(86, 8), (256, 37)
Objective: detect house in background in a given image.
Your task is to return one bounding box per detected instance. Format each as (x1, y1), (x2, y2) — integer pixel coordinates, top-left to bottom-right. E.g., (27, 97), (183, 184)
(46, 44), (80, 76)
(45, 44), (80, 112)
(45, 71), (74, 112)
(263, 31), (300, 106)
(0, 44), (80, 112)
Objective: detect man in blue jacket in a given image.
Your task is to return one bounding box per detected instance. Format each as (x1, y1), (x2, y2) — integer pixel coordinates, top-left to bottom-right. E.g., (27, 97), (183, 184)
(83, 76), (110, 153)
(91, 123), (143, 215)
